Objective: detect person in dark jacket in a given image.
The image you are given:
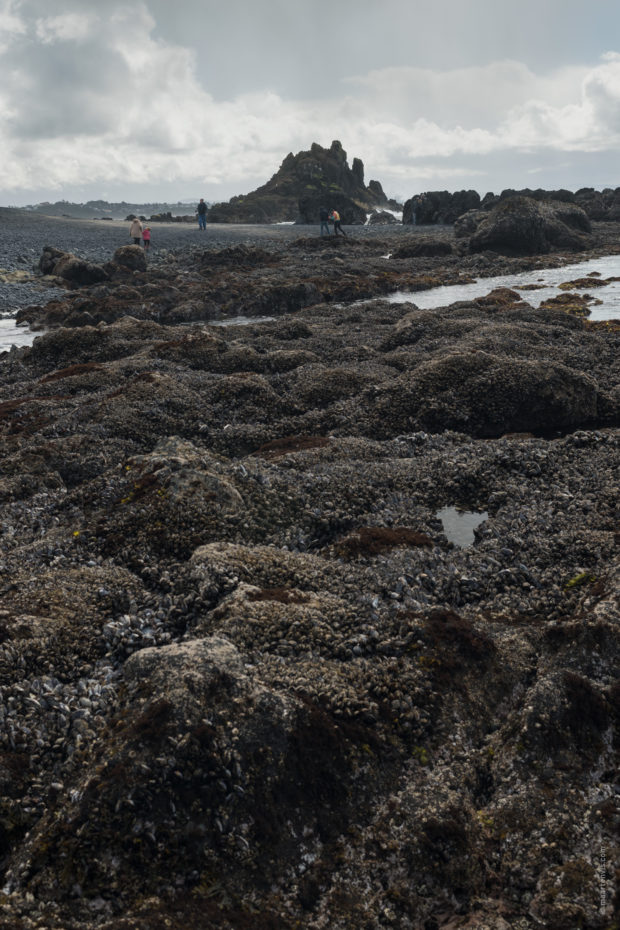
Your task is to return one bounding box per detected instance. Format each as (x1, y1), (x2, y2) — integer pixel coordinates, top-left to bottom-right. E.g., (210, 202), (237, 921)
(197, 198), (208, 230)
(319, 206), (330, 236)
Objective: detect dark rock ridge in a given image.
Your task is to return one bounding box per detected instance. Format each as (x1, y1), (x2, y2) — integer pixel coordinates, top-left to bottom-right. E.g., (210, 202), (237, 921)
(403, 189), (482, 225)
(208, 140), (396, 225)
(404, 184), (620, 225)
(147, 211), (196, 223)
(0, 227), (618, 929)
(26, 199), (201, 221)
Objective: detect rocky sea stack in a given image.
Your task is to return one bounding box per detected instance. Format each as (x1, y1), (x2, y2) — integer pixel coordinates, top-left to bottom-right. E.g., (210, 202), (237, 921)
(0, 218), (618, 929)
(208, 140), (396, 224)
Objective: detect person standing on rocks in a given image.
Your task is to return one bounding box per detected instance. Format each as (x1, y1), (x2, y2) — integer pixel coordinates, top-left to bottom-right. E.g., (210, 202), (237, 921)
(330, 208), (347, 237)
(319, 206), (331, 236)
(197, 198), (208, 231)
(411, 193), (426, 225)
(142, 226), (151, 252)
(129, 216), (142, 244)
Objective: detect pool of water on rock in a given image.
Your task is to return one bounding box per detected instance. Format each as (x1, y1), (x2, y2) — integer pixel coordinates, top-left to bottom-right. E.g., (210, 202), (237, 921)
(436, 506), (489, 548)
(387, 253), (620, 320)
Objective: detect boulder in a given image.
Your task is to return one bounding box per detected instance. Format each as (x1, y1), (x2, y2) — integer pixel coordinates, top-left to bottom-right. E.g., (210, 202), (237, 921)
(454, 209), (487, 239)
(38, 245), (67, 275)
(466, 196), (592, 255)
(392, 237), (453, 258)
(368, 350), (599, 437)
(546, 201), (592, 233)
(38, 246), (109, 285)
(113, 245), (148, 271)
(603, 189), (620, 221)
(574, 188), (608, 221)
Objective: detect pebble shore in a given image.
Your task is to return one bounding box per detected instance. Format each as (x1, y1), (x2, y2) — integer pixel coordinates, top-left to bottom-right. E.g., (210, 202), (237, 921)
(0, 208), (421, 315)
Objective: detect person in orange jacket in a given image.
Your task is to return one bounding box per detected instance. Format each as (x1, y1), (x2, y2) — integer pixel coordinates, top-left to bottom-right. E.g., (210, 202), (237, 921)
(329, 208), (347, 237)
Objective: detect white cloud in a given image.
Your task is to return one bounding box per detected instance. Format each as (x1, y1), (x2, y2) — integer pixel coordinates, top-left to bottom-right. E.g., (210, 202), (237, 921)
(344, 61), (588, 130)
(35, 12), (96, 44)
(1, 0), (620, 201)
(0, 0), (25, 53)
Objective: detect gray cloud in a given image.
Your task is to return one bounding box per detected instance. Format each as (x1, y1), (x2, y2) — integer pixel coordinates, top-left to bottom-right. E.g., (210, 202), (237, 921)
(5, 43), (130, 137)
(1, 0), (620, 204)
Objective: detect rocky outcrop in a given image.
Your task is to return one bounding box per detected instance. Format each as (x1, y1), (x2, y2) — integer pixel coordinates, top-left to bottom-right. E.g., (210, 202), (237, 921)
(403, 189), (481, 225)
(459, 196), (593, 254)
(38, 245), (110, 285)
(491, 186), (620, 223)
(209, 141), (393, 224)
(403, 185), (620, 226)
(367, 349), (599, 437)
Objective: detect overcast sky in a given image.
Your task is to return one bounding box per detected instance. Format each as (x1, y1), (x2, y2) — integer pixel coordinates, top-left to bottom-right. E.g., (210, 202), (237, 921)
(2, 0), (620, 205)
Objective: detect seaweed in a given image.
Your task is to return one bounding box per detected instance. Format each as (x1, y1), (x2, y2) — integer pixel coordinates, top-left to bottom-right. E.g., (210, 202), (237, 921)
(424, 609), (495, 661)
(335, 526), (433, 558)
(247, 588), (310, 605)
(127, 698), (174, 741)
(252, 435), (330, 459)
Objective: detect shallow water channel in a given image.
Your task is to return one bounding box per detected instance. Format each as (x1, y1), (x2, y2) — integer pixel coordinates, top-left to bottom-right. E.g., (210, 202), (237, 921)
(0, 314), (278, 354)
(2, 253), (620, 354)
(387, 253), (620, 321)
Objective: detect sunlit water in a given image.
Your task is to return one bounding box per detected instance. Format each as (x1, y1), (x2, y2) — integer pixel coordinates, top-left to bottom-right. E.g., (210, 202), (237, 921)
(436, 506), (489, 548)
(0, 318), (39, 352)
(387, 253), (620, 321)
(208, 315), (275, 327)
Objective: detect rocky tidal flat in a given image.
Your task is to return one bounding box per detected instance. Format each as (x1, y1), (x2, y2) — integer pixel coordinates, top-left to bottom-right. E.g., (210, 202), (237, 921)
(0, 213), (618, 929)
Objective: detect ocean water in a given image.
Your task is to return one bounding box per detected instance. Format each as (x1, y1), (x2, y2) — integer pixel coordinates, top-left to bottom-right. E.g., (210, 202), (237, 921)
(387, 253), (620, 321)
(365, 208), (404, 224)
(0, 318), (38, 352)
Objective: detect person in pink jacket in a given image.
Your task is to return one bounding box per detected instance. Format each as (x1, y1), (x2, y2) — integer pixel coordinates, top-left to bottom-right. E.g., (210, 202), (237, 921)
(142, 226), (151, 251)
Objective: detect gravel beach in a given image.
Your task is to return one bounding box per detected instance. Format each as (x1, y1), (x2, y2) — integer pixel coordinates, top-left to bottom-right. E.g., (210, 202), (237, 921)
(0, 207), (425, 314)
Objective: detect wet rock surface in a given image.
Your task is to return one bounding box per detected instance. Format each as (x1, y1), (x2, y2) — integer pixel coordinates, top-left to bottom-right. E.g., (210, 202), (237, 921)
(0, 219), (618, 929)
